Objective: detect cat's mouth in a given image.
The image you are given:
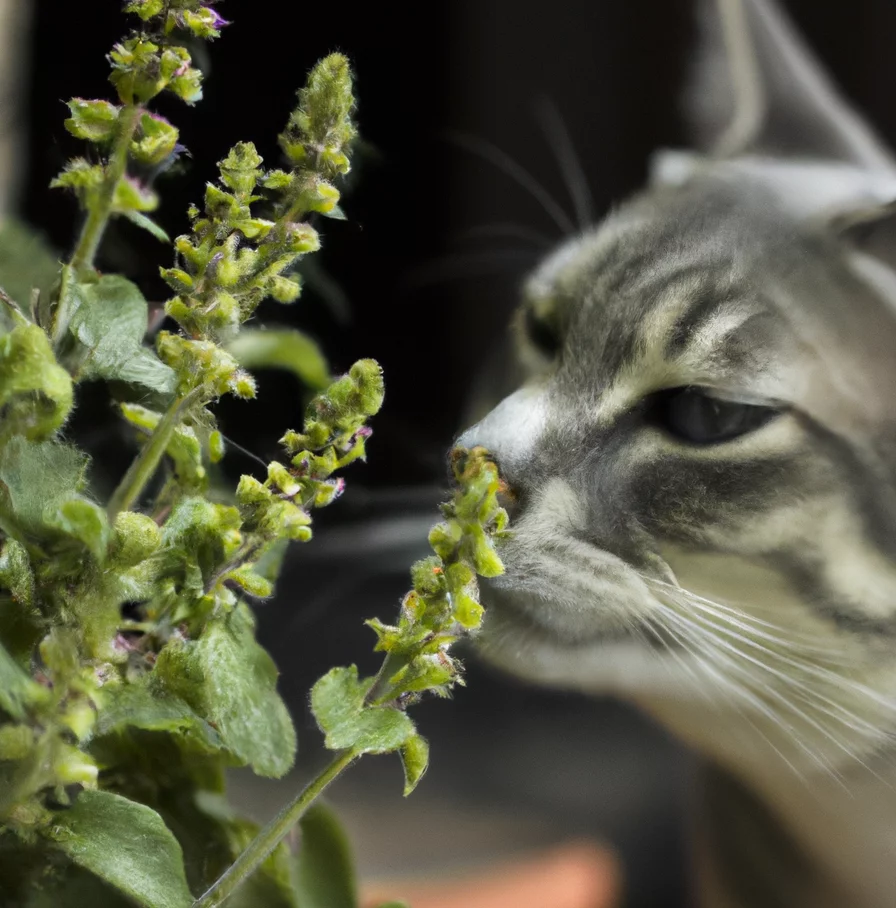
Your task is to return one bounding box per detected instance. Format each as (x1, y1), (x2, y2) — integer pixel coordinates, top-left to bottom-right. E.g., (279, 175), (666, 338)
(478, 550), (664, 648)
(478, 581), (647, 647)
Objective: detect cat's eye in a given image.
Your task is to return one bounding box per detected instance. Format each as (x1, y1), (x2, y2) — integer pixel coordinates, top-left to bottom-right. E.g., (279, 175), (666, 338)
(522, 305), (561, 359)
(650, 387), (779, 444)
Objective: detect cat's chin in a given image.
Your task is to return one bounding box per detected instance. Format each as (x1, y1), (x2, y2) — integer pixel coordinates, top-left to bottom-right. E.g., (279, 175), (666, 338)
(479, 576), (654, 646)
(473, 595), (676, 696)
(473, 579), (678, 695)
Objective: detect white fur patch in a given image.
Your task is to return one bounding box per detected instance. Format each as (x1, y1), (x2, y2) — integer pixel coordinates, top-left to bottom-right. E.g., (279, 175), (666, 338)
(456, 386), (548, 467)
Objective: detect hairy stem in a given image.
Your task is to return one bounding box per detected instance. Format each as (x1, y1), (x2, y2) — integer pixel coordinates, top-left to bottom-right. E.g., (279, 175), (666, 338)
(364, 650), (408, 706)
(192, 749), (356, 908)
(107, 387), (204, 521)
(69, 104), (141, 277)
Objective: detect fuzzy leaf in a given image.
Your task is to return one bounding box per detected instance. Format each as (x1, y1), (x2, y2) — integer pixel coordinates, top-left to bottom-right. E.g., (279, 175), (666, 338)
(69, 275), (175, 394)
(399, 733), (430, 796)
(0, 323), (73, 440)
(319, 203), (347, 221)
(131, 112), (180, 166)
(124, 210), (171, 243)
(113, 176), (158, 213)
(154, 604), (296, 777)
(92, 681), (223, 752)
(22, 864), (134, 908)
(311, 665), (414, 755)
(294, 802), (357, 908)
(64, 99), (120, 143)
(227, 327), (330, 391)
(0, 538), (33, 607)
(44, 790), (192, 908)
(46, 499), (109, 560)
(0, 220), (60, 315)
(0, 436), (90, 542)
(0, 637), (47, 719)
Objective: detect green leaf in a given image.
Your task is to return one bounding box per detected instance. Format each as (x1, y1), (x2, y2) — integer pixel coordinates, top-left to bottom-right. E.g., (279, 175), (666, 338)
(310, 665), (414, 755)
(388, 654), (455, 696)
(43, 789), (192, 908)
(50, 159), (104, 203)
(113, 176), (159, 213)
(294, 802), (357, 908)
(225, 565), (273, 598)
(91, 680), (223, 752)
(46, 499), (109, 561)
(131, 111), (180, 166)
(64, 99), (121, 143)
(0, 637), (47, 718)
(154, 604), (296, 777)
(0, 538), (34, 608)
(451, 590), (484, 630)
(319, 204), (347, 221)
(0, 436), (93, 545)
(68, 274), (175, 394)
(124, 210), (172, 243)
(23, 863), (135, 908)
(0, 539), (41, 666)
(227, 327), (330, 391)
(0, 323), (74, 441)
(0, 220), (60, 316)
(399, 733), (429, 796)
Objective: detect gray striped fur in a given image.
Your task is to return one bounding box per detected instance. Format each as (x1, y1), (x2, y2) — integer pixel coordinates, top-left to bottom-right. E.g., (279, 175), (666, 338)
(458, 2), (896, 905)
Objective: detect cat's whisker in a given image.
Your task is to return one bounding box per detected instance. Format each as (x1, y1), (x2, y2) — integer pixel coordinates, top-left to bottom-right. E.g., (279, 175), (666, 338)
(401, 249), (540, 289)
(643, 614), (798, 772)
(654, 581), (896, 723)
(668, 592), (859, 681)
(647, 577), (848, 655)
(648, 608), (813, 780)
(663, 593), (876, 725)
(666, 614), (855, 786)
(445, 131), (576, 235)
(660, 598), (885, 784)
(452, 222), (555, 249)
(532, 94), (595, 230)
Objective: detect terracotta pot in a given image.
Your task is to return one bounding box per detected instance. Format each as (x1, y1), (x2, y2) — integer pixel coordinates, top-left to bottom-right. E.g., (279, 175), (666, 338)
(361, 839), (621, 908)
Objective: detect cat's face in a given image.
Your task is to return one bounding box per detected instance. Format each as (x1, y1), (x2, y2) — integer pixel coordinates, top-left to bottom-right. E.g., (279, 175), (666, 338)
(458, 165), (896, 775)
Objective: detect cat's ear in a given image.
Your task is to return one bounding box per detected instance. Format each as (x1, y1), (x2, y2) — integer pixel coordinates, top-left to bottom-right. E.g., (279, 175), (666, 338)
(684, 0), (895, 170)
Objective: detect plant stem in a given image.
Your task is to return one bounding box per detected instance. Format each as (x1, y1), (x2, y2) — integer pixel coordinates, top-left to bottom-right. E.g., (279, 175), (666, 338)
(365, 650), (407, 706)
(69, 104), (141, 277)
(192, 749), (356, 908)
(107, 387), (203, 521)
(49, 264), (76, 346)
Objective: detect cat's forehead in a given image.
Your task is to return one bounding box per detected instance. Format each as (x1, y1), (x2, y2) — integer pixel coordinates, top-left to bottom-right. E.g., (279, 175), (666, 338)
(524, 180), (800, 414)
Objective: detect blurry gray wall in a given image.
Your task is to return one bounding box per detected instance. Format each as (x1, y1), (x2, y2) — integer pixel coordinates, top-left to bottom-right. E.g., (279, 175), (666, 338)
(0, 0), (30, 220)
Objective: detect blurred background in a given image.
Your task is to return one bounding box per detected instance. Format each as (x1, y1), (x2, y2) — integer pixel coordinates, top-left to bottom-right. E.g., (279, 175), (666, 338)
(6, 1), (896, 905)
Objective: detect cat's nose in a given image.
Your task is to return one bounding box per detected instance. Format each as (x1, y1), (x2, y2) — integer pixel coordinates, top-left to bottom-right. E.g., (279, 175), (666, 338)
(453, 386), (547, 493)
(455, 388), (546, 454)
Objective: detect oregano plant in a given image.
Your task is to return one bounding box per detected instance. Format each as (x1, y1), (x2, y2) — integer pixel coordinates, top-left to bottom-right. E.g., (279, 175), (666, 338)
(0, 3), (508, 907)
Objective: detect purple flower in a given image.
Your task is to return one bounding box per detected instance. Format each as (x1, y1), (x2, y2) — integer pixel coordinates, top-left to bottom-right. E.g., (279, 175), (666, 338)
(204, 6), (231, 29)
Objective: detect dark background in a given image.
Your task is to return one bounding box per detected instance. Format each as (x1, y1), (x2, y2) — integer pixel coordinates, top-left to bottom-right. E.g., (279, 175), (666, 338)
(17, 2), (896, 905)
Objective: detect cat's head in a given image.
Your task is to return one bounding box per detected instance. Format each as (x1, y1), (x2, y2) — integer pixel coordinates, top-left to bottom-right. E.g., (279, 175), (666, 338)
(458, 0), (896, 775)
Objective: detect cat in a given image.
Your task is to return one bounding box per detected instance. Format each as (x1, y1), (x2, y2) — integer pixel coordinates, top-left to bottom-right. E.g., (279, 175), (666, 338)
(456, 1), (896, 906)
